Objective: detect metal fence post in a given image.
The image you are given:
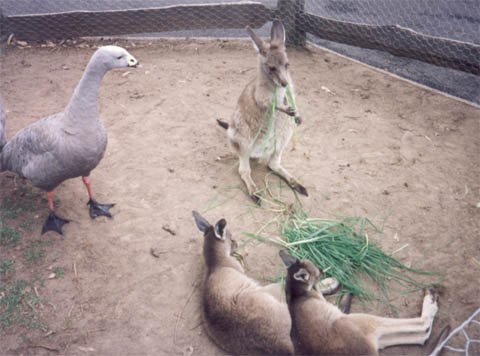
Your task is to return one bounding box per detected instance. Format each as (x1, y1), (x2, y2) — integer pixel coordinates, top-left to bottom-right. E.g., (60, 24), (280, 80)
(277, 0), (306, 47)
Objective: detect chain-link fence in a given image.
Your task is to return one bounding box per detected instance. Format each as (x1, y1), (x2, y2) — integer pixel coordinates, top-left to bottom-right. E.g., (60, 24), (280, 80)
(2, 1), (478, 74)
(1, 0), (479, 101)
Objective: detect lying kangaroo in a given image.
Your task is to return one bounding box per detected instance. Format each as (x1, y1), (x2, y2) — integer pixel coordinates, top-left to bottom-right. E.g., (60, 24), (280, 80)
(280, 250), (440, 356)
(192, 212), (339, 355)
(217, 20), (307, 203)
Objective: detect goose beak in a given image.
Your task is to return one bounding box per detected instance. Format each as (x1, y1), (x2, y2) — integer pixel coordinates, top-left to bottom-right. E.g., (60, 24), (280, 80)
(127, 54), (139, 68)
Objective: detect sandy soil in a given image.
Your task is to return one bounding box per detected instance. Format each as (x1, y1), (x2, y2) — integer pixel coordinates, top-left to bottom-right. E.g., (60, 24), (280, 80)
(0, 38), (479, 355)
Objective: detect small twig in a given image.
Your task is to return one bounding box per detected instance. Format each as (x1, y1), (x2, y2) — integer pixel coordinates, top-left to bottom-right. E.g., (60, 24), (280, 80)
(27, 345), (59, 353)
(162, 225), (176, 236)
(391, 244), (409, 256)
(34, 287), (40, 297)
(34, 286), (44, 310)
(77, 346), (95, 352)
(174, 281), (199, 345)
(73, 261), (78, 278)
(68, 304), (75, 317)
(85, 328), (107, 334)
(150, 248), (166, 258)
(25, 301), (37, 311)
(189, 320), (204, 330)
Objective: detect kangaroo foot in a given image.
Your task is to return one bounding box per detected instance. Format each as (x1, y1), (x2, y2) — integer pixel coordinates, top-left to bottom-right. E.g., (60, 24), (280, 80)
(269, 169), (308, 197)
(250, 193), (261, 205)
(424, 288), (440, 303)
(292, 182), (308, 196)
(315, 277), (340, 295)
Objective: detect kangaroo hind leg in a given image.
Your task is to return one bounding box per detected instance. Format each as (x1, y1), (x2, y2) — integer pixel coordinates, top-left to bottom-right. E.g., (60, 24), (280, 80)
(268, 150), (308, 196)
(238, 152), (261, 204)
(375, 289), (439, 350)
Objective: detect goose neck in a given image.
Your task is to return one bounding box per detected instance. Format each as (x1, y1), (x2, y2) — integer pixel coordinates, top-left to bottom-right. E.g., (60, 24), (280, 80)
(65, 59), (108, 121)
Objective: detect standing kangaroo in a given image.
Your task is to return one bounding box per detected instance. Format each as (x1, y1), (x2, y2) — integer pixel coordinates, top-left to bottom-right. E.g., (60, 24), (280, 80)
(280, 250), (440, 356)
(192, 212), (340, 355)
(217, 20), (308, 203)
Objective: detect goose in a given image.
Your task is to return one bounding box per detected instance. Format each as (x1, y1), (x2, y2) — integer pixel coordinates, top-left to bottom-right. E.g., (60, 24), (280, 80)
(0, 46), (138, 235)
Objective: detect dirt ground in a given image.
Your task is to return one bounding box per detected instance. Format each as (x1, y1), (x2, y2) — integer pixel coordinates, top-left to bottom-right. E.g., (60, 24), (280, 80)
(0, 38), (479, 355)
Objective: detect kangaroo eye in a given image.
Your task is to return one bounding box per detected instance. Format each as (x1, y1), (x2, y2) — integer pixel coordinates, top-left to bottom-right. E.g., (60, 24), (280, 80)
(269, 66), (276, 72)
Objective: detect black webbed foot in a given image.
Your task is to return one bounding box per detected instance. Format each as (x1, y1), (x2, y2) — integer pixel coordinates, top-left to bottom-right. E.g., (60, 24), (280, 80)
(42, 212), (70, 235)
(87, 199), (115, 219)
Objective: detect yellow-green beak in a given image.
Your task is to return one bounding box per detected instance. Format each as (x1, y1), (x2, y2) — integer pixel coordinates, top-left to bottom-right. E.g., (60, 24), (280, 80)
(127, 54), (139, 68)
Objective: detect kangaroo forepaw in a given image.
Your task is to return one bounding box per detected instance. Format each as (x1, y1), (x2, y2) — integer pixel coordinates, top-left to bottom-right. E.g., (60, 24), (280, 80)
(285, 107), (296, 116)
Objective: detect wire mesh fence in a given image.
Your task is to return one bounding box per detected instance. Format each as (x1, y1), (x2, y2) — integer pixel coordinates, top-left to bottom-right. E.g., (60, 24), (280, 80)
(430, 308), (480, 356)
(1, 0), (479, 76)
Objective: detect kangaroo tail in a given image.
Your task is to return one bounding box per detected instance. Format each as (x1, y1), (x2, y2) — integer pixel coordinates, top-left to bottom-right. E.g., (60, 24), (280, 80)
(341, 293), (354, 314)
(216, 119), (229, 130)
(427, 324), (451, 355)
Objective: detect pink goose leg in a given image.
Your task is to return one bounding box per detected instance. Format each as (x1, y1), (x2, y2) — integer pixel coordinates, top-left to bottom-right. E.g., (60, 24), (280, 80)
(41, 191), (70, 235)
(82, 176), (115, 219)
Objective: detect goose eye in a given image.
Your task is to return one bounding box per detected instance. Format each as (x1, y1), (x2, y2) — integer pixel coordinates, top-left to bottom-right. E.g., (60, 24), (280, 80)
(117, 55), (123, 60)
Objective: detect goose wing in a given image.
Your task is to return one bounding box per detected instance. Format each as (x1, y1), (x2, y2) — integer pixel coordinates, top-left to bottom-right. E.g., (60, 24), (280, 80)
(1, 113), (64, 190)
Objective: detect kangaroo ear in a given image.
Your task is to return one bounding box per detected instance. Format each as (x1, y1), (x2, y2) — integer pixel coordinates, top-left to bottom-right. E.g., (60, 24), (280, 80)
(246, 25), (267, 56)
(279, 250), (297, 268)
(270, 19), (286, 47)
(293, 268), (310, 283)
(214, 219), (227, 240)
(192, 211), (210, 233)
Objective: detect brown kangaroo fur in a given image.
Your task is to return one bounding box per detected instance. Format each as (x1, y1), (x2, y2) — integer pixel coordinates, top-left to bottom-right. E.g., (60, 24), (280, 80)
(218, 20), (307, 203)
(280, 251), (440, 356)
(192, 212), (341, 355)
(193, 211), (293, 355)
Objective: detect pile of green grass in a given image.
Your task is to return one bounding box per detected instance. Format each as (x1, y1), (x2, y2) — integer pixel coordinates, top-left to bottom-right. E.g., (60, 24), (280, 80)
(278, 213), (441, 304)
(207, 85), (441, 306)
